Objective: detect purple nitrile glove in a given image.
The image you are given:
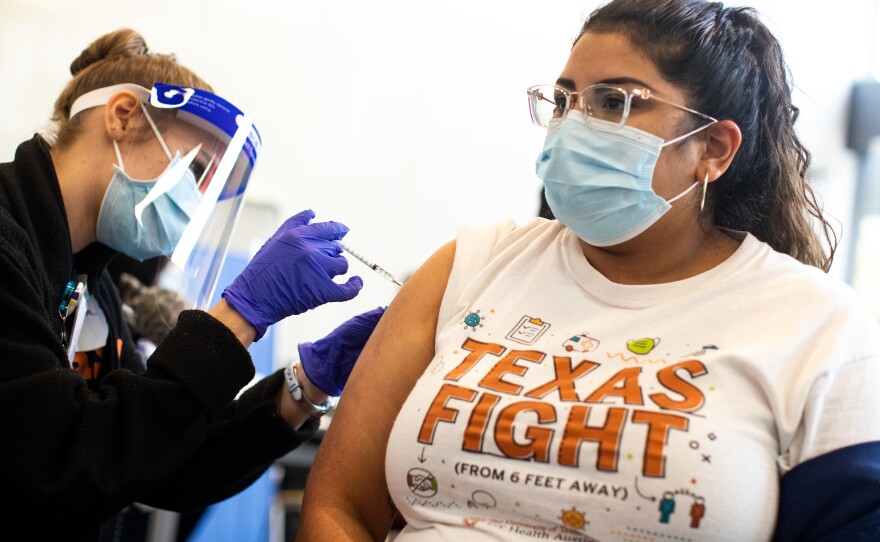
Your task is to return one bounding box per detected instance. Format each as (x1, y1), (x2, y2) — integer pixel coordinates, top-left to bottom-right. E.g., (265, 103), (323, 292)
(299, 306), (386, 396)
(222, 209), (364, 341)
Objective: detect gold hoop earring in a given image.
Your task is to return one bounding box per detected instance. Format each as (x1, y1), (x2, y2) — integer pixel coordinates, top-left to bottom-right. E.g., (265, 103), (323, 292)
(700, 171), (709, 212)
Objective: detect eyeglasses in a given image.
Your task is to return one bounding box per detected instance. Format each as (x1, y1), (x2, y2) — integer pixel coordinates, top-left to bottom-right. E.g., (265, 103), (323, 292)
(526, 83), (717, 131)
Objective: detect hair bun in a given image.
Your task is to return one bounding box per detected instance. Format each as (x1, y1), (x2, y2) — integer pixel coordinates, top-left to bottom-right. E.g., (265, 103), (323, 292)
(69, 28), (149, 76)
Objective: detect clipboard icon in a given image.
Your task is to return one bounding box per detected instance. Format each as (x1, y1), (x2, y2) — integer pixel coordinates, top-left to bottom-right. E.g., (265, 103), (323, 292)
(505, 315), (550, 345)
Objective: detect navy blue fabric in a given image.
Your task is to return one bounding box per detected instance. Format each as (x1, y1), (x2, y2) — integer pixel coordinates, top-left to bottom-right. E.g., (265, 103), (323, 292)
(774, 440), (880, 541)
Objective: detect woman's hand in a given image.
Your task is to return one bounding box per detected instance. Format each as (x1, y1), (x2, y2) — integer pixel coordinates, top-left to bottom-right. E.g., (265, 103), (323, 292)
(298, 306), (386, 396)
(275, 307), (385, 429)
(221, 210), (363, 340)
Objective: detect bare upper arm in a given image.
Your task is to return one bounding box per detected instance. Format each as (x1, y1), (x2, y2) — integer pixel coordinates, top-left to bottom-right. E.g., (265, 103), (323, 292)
(299, 240), (456, 540)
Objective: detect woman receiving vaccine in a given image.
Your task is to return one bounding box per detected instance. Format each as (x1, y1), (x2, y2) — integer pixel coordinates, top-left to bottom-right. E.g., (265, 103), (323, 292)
(299, 1), (880, 540)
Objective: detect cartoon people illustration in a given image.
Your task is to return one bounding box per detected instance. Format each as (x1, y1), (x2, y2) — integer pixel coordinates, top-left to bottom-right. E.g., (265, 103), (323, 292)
(690, 496), (706, 528)
(659, 491), (676, 523)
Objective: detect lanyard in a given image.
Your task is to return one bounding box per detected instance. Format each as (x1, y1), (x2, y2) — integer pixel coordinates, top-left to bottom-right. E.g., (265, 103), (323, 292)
(59, 278), (87, 362)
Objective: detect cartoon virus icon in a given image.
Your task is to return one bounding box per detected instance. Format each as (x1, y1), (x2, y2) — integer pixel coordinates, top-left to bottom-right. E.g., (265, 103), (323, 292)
(463, 310), (485, 331)
(559, 507), (587, 530)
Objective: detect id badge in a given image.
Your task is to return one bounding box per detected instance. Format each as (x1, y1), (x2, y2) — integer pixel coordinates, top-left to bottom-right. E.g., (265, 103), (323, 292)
(66, 286), (89, 364)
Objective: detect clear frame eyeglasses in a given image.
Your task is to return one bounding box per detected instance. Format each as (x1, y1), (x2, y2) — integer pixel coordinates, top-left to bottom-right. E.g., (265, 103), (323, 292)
(526, 83), (717, 131)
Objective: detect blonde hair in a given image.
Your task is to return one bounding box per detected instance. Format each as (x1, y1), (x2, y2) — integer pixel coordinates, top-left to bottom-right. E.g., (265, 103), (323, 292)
(50, 28), (211, 150)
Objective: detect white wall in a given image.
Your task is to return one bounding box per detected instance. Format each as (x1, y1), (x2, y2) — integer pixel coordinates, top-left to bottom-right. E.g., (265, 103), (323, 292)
(1, 0), (876, 364)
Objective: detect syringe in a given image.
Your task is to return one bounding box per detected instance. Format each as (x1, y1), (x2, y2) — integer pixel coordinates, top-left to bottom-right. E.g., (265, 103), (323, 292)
(337, 242), (404, 287)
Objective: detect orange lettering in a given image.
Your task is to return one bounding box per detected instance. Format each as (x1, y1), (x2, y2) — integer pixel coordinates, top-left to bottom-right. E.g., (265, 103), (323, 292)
(649, 360), (708, 412)
(418, 383), (478, 444)
(558, 405), (626, 471)
(445, 338), (506, 381)
(463, 392), (501, 452)
(494, 401), (557, 462)
(479, 349), (545, 395)
(584, 367), (644, 405)
(525, 357), (599, 401)
(631, 410), (689, 477)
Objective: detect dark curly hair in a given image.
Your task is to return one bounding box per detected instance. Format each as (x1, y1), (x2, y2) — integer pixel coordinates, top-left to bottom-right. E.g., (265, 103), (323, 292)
(578, 0), (837, 270)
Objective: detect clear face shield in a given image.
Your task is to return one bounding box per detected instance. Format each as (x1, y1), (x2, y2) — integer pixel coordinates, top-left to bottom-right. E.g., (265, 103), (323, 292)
(69, 83), (262, 311)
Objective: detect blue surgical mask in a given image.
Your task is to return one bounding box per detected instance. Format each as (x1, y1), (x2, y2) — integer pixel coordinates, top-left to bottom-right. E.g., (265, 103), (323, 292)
(536, 111), (708, 246)
(96, 142), (201, 261)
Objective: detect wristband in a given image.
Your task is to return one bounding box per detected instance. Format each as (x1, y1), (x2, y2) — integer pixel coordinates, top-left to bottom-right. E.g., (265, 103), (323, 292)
(284, 362), (333, 418)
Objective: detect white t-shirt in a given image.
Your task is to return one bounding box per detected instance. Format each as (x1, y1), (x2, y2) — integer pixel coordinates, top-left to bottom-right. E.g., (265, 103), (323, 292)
(385, 219), (880, 542)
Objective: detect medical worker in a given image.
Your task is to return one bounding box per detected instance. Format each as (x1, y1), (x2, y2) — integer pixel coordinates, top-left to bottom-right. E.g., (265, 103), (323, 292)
(0, 28), (382, 539)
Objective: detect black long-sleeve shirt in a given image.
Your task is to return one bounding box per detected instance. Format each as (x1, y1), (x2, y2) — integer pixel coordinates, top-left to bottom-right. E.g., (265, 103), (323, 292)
(0, 136), (316, 540)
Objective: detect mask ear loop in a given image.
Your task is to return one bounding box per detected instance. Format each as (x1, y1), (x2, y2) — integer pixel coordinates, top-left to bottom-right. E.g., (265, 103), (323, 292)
(111, 99), (173, 172)
(700, 171), (709, 212)
(139, 102), (174, 161)
(113, 140), (126, 173)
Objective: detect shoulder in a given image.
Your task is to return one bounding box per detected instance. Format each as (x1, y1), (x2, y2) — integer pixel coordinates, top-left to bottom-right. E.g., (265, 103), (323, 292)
(0, 206), (33, 264)
(743, 234), (862, 305)
(456, 217), (563, 248)
(437, 218), (565, 326)
(0, 137), (49, 258)
(743, 235), (880, 360)
(453, 217), (564, 268)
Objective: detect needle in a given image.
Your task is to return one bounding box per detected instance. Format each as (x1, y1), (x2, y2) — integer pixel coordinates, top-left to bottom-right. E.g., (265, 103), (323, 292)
(337, 242), (404, 287)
